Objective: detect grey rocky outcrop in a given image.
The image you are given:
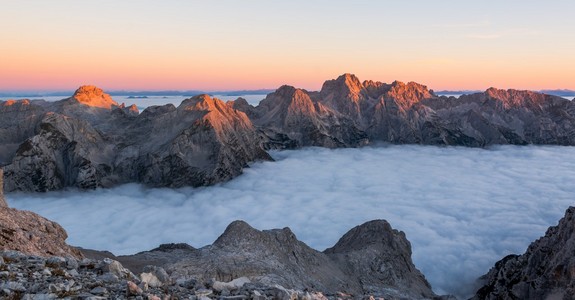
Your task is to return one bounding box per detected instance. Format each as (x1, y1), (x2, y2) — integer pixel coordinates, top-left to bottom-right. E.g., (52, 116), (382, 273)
(472, 206), (575, 299)
(324, 220), (437, 299)
(0, 206), (82, 259)
(109, 220), (443, 299)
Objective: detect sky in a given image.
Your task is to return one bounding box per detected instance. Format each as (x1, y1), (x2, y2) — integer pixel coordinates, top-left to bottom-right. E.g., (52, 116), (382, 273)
(1, 0), (574, 91)
(7, 145), (575, 299)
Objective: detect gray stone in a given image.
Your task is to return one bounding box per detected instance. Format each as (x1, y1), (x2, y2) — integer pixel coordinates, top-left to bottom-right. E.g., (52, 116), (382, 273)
(66, 257), (79, 269)
(89, 286), (108, 295)
(473, 206), (575, 299)
(46, 256), (66, 268)
(212, 277), (251, 292)
(142, 265), (169, 283)
(1, 281), (26, 292)
(21, 294), (58, 300)
(97, 272), (119, 283)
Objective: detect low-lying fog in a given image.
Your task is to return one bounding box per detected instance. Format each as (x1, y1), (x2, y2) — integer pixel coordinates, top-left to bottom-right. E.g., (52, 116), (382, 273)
(7, 145), (575, 298)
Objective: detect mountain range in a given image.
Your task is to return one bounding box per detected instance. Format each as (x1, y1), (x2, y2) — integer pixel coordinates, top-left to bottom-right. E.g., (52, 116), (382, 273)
(2, 73), (575, 192)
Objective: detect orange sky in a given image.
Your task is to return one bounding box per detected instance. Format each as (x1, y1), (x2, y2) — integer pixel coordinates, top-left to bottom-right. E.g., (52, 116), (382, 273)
(1, 1), (574, 92)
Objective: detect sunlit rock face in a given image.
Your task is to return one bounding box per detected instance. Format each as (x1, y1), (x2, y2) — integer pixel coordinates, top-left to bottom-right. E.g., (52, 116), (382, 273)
(1, 89), (270, 192)
(3, 74), (575, 192)
(472, 206), (575, 300)
(243, 84), (368, 149)
(234, 73), (575, 148)
(115, 94), (271, 188)
(69, 85), (119, 109)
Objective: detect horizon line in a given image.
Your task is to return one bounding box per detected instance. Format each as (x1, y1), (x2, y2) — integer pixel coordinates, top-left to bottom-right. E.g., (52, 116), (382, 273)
(1, 87), (575, 98)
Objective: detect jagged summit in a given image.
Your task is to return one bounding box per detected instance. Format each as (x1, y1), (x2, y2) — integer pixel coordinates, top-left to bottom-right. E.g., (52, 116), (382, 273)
(384, 80), (434, 106)
(324, 219), (405, 253)
(115, 218), (440, 299)
(321, 73), (363, 95)
(473, 206), (575, 299)
(69, 85), (119, 109)
(213, 220), (259, 246)
(324, 219), (434, 298)
(3, 74), (575, 191)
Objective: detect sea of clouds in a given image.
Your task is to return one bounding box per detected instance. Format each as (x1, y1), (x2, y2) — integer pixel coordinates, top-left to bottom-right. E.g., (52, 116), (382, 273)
(6, 145), (575, 298)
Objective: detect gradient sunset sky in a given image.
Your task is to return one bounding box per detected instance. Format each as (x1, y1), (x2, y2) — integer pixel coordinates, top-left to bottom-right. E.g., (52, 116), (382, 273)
(1, 0), (574, 92)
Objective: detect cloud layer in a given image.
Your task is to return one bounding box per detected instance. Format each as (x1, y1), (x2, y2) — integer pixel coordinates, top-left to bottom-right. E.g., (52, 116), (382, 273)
(7, 145), (575, 298)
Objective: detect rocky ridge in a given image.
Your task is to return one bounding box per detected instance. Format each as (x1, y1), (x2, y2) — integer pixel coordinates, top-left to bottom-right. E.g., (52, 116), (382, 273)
(0, 196), (447, 300)
(234, 73), (575, 148)
(472, 206), (575, 299)
(1, 89), (270, 192)
(2, 74), (575, 192)
(103, 219), (444, 300)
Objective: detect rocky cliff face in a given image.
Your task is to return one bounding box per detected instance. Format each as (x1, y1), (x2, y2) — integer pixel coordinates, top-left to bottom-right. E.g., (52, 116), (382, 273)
(472, 206), (575, 299)
(235, 84), (368, 149)
(0, 168), (6, 208)
(113, 220), (442, 299)
(1, 88), (271, 191)
(241, 73), (575, 148)
(324, 220), (436, 299)
(0, 183), (82, 258)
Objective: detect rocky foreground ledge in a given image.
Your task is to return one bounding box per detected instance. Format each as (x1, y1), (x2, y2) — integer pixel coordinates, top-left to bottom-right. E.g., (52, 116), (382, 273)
(0, 187), (449, 299)
(0, 216), (449, 299)
(2, 174), (575, 299)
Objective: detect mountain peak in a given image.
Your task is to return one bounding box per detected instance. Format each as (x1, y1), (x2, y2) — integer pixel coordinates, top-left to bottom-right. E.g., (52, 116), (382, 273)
(325, 219), (407, 253)
(71, 85), (118, 109)
(384, 80), (434, 105)
(179, 94), (220, 111)
(324, 73), (363, 95)
(213, 220), (261, 247)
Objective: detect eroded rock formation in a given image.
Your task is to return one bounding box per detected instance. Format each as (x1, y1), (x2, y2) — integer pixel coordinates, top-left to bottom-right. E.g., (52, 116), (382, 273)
(0, 178), (82, 258)
(473, 206), (575, 299)
(1, 87), (271, 192)
(325, 220), (436, 299)
(108, 220), (441, 299)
